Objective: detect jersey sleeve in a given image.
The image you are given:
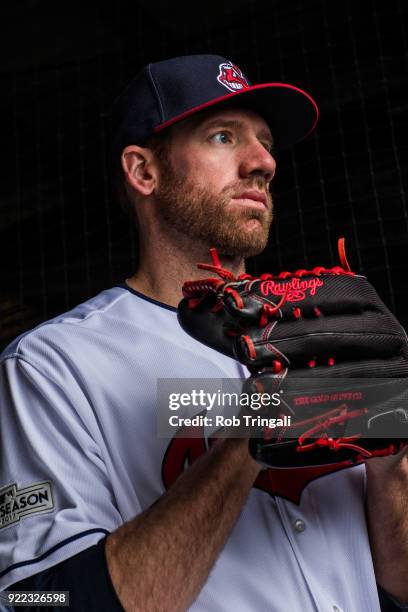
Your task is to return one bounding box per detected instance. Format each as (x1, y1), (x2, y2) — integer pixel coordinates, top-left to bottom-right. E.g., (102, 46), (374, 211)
(0, 354), (123, 591)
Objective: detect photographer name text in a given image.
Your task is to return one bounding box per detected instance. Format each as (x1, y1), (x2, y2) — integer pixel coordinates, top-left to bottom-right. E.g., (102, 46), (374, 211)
(168, 414), (291, 428)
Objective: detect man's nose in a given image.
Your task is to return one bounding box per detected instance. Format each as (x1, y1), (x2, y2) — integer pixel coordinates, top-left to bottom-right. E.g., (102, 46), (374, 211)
(239, 140), (276, 184)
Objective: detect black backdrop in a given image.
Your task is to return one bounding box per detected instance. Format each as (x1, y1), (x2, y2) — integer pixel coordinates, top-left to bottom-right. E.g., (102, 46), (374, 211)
(1, 0), (407, 350)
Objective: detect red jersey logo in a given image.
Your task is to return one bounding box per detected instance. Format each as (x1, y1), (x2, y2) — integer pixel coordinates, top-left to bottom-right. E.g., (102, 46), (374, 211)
(161, 424), (356, 505)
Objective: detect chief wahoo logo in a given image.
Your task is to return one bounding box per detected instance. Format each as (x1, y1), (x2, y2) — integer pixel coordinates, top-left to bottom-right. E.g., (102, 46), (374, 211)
(217, 61), (250, 92)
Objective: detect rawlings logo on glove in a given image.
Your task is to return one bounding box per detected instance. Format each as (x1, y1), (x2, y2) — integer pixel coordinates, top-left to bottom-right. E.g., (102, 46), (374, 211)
(260, 276), (324, 300)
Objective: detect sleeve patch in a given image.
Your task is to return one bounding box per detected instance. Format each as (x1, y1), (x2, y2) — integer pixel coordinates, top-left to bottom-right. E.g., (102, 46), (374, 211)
(0, 481), (55, 530)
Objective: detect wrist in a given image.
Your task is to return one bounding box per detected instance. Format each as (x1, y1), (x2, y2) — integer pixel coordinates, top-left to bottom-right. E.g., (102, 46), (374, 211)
(217, 437), (262, 476)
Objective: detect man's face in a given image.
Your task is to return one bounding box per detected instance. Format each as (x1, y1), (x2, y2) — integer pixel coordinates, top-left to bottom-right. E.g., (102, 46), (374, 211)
(153, 107), (276, 257)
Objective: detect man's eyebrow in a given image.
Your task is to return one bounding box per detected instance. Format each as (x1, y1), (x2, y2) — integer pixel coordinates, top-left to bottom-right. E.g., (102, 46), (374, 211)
(196, 118), (274, 146)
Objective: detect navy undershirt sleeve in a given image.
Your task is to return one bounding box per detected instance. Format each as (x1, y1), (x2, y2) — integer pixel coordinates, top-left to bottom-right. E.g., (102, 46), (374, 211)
(378, 585), (408, 612)
(7, 537), (123, 612)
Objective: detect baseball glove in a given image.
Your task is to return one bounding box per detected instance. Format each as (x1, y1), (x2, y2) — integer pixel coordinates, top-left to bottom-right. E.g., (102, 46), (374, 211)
(177, 240), (408, 468)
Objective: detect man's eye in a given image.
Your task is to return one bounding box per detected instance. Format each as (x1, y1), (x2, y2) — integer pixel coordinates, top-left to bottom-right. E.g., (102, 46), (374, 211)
(210, 131), (233, 144)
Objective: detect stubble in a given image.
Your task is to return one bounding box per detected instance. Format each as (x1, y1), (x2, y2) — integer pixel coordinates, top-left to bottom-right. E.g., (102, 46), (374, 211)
(155, 160), (273, 258)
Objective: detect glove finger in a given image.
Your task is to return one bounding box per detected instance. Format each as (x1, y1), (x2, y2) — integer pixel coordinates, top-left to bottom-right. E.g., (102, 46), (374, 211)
(235, 331), (408, 373)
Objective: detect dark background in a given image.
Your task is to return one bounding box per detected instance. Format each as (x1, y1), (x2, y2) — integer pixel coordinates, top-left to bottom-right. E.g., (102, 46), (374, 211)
(0, 0), (407, 350)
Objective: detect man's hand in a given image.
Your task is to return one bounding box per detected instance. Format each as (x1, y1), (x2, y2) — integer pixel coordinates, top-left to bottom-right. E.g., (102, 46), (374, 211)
(366, 448), (408, 604)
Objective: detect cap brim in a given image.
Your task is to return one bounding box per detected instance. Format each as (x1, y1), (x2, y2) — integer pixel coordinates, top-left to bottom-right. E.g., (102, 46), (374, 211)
(153, 83), (319, 151)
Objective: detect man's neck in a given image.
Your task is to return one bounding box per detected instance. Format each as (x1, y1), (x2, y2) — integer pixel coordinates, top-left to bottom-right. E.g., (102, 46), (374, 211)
(126, 236), (245, 308)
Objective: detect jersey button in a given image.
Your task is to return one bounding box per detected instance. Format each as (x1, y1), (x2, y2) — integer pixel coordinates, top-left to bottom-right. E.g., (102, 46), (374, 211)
(293, 519), (305, 532)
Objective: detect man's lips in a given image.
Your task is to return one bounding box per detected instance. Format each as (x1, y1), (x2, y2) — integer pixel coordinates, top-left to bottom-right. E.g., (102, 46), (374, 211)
(231, 190), (268, 210)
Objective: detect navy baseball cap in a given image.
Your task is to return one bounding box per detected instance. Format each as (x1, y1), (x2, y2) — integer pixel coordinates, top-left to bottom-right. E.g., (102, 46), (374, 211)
(111, 54), (319, 159)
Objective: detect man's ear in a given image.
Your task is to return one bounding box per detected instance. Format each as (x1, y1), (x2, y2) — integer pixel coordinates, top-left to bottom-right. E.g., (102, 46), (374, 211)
(121, 145), (158, 197)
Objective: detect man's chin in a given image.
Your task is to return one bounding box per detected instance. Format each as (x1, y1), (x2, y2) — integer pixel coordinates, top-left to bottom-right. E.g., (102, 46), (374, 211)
(211, 218), (271, 258)
(240, 217), (267, 231)
(214, 233), (269, 258)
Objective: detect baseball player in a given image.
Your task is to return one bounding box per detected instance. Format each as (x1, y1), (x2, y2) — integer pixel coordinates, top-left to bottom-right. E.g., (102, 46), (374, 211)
(0, 54), (407, 611)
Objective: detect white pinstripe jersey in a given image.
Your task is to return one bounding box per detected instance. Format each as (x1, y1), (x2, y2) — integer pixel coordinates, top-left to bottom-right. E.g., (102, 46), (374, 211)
(0, 285), (380, 611)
